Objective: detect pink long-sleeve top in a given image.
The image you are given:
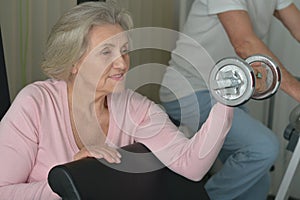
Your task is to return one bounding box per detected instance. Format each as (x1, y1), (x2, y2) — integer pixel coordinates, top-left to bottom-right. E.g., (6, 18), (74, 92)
(0, 79), (233, 199)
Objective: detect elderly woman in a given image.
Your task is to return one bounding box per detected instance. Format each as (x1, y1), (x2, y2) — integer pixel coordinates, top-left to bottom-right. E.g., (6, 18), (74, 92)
(0, 2), (233, 199)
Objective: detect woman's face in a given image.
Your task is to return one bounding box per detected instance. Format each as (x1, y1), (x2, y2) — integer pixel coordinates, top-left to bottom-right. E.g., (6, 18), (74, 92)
(73, 24), (130, 95)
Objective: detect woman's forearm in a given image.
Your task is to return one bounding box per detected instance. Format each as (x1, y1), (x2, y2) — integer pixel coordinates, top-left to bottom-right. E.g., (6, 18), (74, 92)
(0, 181), (60, 200)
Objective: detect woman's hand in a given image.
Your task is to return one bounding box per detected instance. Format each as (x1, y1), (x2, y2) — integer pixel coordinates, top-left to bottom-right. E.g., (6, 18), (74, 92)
(251, 62), (268, 93)
(74, 144), (122, 163)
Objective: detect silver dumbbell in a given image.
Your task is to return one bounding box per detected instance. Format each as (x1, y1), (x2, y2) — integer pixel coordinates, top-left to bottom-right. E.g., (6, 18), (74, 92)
(209, 54), (281, 106)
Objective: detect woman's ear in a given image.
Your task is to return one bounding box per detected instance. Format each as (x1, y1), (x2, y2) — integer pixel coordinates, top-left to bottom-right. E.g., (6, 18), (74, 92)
(71, 65), (78, 75)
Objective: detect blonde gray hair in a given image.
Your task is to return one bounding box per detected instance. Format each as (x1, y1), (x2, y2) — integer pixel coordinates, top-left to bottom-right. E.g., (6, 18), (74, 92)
(41, 1), (133, 80)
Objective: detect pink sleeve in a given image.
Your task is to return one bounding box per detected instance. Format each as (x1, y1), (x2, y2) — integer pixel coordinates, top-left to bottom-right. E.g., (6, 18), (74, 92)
(135, 102), (233, 181)
(0, 181), (60, 200)
(0, 85), (60, 199)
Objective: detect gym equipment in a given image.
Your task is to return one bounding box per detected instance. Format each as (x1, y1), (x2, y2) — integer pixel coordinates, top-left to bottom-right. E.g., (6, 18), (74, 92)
(209, 54), (281, 106)
(0, 26), (10, 120)
(275, 105), (300, 200)
(48, 143), (210, 200)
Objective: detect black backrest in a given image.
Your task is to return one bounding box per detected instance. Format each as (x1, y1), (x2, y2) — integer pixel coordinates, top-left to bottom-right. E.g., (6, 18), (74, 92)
(0, 27), (10, 120)
(48, 143), (210, 200)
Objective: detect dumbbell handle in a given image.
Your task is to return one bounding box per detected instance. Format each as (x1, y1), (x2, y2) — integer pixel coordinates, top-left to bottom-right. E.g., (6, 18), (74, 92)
(214, 79), (243, 90)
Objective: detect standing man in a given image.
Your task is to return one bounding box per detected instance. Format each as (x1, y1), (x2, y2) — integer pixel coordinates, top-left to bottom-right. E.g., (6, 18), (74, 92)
(160, 0), (300, 199)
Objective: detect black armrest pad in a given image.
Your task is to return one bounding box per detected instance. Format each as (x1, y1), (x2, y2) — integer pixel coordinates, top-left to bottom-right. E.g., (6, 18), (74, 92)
(48, 143), (210, 200)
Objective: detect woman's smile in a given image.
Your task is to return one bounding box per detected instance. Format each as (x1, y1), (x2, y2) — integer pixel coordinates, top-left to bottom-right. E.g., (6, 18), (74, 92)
(108, 72), (126, 81)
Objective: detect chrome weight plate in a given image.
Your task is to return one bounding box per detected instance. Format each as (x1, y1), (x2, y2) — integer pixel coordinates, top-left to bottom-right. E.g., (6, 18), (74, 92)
(209, 57), (255, 106)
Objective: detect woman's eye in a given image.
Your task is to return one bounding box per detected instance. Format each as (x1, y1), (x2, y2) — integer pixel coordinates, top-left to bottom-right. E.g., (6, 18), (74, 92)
(121, 47), (130, 55)
(101, 48), (111, 55)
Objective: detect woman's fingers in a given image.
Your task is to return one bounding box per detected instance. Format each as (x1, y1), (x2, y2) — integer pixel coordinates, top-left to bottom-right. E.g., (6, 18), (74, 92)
(90, 148), (121, 163)
(73, 145), (122, 163)
(98, 146), (122, 161)
(73, 148), (92, 161)
(252, 63), (268, 92)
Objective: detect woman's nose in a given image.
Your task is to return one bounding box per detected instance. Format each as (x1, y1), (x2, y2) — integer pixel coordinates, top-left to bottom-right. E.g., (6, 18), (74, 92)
(112, 55), (128, 70)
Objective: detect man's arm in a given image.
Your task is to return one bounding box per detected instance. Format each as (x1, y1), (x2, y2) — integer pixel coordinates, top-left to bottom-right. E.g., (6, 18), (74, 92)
(275, 3), (300, 42)
(217, 10), (300, 102)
